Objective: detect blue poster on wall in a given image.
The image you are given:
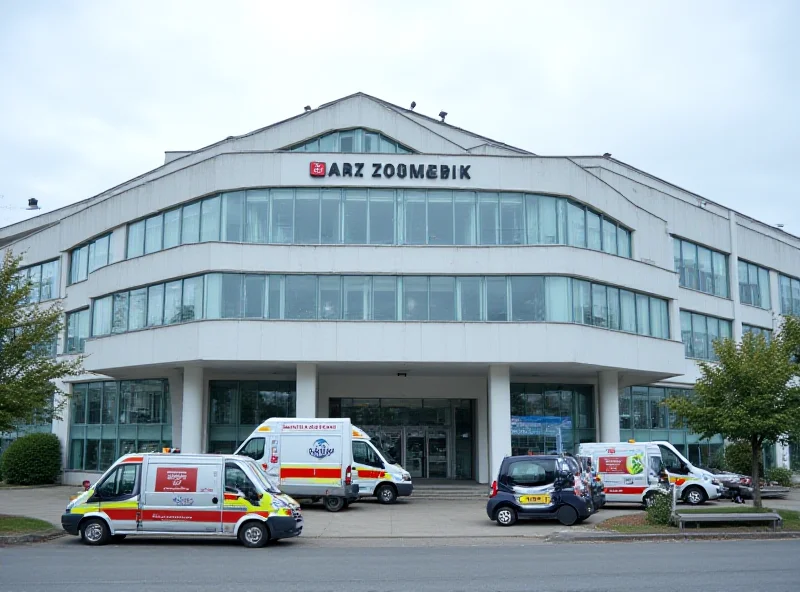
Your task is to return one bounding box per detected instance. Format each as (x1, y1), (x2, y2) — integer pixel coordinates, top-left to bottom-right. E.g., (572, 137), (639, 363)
(510, 415), (572, 436)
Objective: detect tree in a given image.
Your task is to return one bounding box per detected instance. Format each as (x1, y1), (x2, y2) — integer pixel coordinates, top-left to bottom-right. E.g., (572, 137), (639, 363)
(666, 316), (800, 508)
(0, 251), (84, 432)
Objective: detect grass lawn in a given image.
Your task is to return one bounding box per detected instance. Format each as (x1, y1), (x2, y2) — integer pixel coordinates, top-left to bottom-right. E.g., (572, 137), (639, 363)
(0, 515), (55, 535)
(598, 508), (800, 534)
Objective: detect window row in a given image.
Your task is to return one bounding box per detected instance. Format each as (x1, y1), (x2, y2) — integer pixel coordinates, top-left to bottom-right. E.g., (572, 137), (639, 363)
(125, 188), (632, 255)
(738, 260), (771, 309)
(679, 310), (732, 361)
(673, 238), (729, 298)
(743, 324), (773, 343)
(15, 259), (59, 303)
(88, 273), (671, 339)
(288, 128), (413, 154)
(69, 234), (110, 284)
(779, 274), (800, 316)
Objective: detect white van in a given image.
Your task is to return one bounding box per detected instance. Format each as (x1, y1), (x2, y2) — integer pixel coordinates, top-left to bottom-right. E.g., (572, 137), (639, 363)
(235, 418), (360, 512)
(579, 442), (665, 506)
(651, 441), (723, 505)
(61, 452), (302, 547)
(351, 426), (413, 503)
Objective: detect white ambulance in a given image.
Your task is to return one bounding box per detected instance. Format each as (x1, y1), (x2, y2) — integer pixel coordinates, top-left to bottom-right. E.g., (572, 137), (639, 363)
(651, 440), (723, 505)
(61, 452), (302, 547)
(351, 426), (413, 503)
(234, 418), (360, 512)
(578, 442), (665, 506)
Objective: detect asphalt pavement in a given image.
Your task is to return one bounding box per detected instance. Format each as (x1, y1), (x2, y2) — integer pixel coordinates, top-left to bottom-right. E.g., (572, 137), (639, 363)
(1, 538), (799, 591)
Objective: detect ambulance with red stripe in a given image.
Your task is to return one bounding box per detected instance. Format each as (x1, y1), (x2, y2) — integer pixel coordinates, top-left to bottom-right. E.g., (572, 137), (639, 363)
(61, 452), (303, 547)
(351, 426), (413, 504)
(235, 418), (360, 512)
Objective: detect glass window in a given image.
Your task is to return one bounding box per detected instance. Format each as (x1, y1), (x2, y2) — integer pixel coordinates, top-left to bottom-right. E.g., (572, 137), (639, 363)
(712, 251), (728, 298)
(428, 191), (454, 245)
(602, 219), (617, 255)
(319, 132), (336, 152)
(369, 190), (394, 245)
(27, 264), (41, 303)
(681, 311), (693, 358)
(792, 278), (800, 315)
(243, 190), (267, 243)
(525, 195), (539, 245)
(319, 276), (341, 320)
(486, 277), (508, 321)
(591, 284), (608, 328)
(698, 247), (713, 293)
(294, 189), (320, 244)
(707, 316), (720, 361)
(87, 382), (102, 424)
(454, 193), (476, 245)
(40, 260), (59, 301)
(320, 190), (341, 244)
(244, 275), (266, 319)
(163, 208), (181, 249)
(89, 235), (110, 272)
(181, 202), (201, 244)
(129, 288), (147, 330)
(650, 298), (669, 339)
(201, 196), (221, 242)
(606, 287), (620, 330)
(112, 292), (129, 334)
(673, 238), (682, 274)
(618, 227), (631, 258)
(267, 275), (283, 319)
(636, 294), (651, 336)
(681, 240), (699, 290)
(499, 194), (524, 245)
(220, 274), (243, 319)
(539, 196), (558, 245)
(429, 277), (456, 321)
(372, 277), (397, 321)
(404, 190), (427, 245)
(364, 132), (379, 153)
(758, 267), (771, 310)
(343, 276), (371, 320)
(779, 275), (792, 314)
(182, 276), (204, 322)
(144, 215), (163, 254)
(66, 309), (90, 353)
(339, 130), (354, 152)
(457, 277), (482, 321)
(620, 290), (637, 333)
(567, 202), (586, 248)
(127, 221), (145, 259)
(720, 318), (732, 341)
(164, 280), (183, 324)
(546, 276), (571, 323)
(102, 381), (118, 425)
(285, 276), (317, 319)
(70, 246), (88, 284)
(479, 193), (499, 245)
(147, 284), (164, 326)
(738, 260), (751, 305)
(511, 276), (545, 321)
(343, 189), (367, 244)
(572, 280), (591, 325)
(92, 296), (112, 336)
(586, 211), (601, 250)
(403, 277), (429, 321)
(691, 313), (708, 359)
(271, 189), (294, 244)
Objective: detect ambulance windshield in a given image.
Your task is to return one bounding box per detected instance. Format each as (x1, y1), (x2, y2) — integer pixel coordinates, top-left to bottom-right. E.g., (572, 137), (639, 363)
(245, 460), (281, 494)
(372, 442), (396, 465)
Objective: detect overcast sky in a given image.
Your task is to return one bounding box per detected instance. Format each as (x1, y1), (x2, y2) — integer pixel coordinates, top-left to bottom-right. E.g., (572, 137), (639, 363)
(1, 0), (798, 235)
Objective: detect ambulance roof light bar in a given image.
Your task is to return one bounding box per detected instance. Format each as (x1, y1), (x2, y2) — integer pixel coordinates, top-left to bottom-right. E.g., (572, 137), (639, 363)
(162, 447), (181, 453)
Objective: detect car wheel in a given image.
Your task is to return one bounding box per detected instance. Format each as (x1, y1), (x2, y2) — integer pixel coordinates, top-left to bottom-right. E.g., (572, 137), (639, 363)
(80, 518), (110, 546)
(495, 506), (517, 526)
(324, 496), (346, 512)
(376, 484), (397, 505)
(238, 520), (268, 548)
(684, 486), (707, 506)
(556, 505), (579, 526)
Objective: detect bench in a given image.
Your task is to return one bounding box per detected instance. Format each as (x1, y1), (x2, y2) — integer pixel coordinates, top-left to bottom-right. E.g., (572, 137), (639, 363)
(675, 511), (783, 532)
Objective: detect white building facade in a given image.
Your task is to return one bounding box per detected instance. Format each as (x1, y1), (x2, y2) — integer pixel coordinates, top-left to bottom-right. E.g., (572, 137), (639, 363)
(2, 93), (799, 485)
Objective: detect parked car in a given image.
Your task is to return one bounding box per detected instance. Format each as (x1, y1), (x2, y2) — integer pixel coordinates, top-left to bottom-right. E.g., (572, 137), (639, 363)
(487, 455), (592, 526)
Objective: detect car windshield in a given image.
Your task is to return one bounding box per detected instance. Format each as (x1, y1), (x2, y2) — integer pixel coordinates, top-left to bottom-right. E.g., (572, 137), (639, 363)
(506, 459), (558, 487)
(244, 460), (282, 494)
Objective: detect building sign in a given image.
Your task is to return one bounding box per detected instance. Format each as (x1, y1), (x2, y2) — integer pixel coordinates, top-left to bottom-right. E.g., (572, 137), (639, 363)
(310, 161), (471, 180)
(510, 415), (572, 436)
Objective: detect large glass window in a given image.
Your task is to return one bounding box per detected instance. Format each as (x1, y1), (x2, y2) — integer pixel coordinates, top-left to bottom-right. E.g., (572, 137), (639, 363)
(738, 260), (771, 309)
(66, 308), (90, 353)
(369, 189), (394, 245)
(92, 296), (112, 336)
(181, 202), (201, 244)
(343, 189), (367, 244)
(674, 238), (729, 297)
(743, 324), (773, 343)
(294, 189), (320, 244)
(288, 128), (413, 153)
(69, 379), (170, 471)
(680, 310), (732, 361)
(144, 215), (163, 255)
(127, 222), (145, 259)
(71, 234), (111, 282)
(163, 208), (181, 248)
(18, 259), (60, 303)
(200, 196), (221, 242)
(222, 192), (246, 243)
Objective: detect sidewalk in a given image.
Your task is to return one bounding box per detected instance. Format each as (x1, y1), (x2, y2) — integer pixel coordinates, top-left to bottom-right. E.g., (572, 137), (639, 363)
(0, 486), (636, 539)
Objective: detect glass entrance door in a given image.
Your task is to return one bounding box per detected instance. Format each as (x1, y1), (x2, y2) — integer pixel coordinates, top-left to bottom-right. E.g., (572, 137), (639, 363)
(404, 428), (426, 478)
(426, 429), (449, 479)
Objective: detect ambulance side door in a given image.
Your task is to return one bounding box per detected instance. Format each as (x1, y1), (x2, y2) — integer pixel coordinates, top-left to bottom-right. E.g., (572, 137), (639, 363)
(352, 440), (385, 496)
(93, 461), (141, 532)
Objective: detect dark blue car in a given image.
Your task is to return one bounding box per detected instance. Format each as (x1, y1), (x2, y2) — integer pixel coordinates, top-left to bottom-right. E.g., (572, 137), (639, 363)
(486, 455), (592, 526)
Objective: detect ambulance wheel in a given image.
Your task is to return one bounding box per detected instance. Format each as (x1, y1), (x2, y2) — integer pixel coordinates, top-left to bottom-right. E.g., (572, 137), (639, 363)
(557, 505), (579, 526)
(238, 520), (268, 548)
(495, 506), (517, 526)
(683, 486), (707, 506)
(324, 496), (346, 512)
(376, 483), (397, 504)
(80, 518), (110, 546)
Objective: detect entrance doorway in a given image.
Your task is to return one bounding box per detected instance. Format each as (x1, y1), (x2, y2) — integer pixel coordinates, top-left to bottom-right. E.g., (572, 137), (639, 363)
(399, 427), (450, 479)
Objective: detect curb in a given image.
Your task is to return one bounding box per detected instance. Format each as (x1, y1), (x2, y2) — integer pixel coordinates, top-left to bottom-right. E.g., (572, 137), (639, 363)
(0, 529), (65, 546)
(546, 530), (800, 543)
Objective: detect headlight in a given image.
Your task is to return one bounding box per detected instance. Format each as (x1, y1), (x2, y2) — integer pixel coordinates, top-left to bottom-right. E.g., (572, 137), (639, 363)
(711, 479), (719, 486)
(402, 473), (411, 481)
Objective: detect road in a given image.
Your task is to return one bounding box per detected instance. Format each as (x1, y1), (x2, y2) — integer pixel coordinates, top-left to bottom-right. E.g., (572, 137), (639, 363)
(1, 538), (799, 591)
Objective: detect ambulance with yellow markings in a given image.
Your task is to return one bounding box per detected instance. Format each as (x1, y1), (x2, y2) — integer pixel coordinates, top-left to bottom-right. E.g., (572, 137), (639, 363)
(235, 418), (360, 512)
(61, 451), (302, 548)
(351, 426), (413, 504)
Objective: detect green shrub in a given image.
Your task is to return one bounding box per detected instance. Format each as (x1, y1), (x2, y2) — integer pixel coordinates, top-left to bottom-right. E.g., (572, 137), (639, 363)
(766, 467), (793, 487)
(722, 441), (763, 477)
(645, 489), (674, 525)
(0, 433), (61, 485)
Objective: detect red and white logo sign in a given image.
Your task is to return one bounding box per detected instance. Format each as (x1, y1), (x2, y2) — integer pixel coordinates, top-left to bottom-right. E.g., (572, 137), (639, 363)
(310, 161), (326, 177)
(154, 467), (198, 493)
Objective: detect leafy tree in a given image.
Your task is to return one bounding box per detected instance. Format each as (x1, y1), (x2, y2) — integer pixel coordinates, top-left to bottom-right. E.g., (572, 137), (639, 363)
(0, 251), (83, 432)
(666, 316), (800, 508)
